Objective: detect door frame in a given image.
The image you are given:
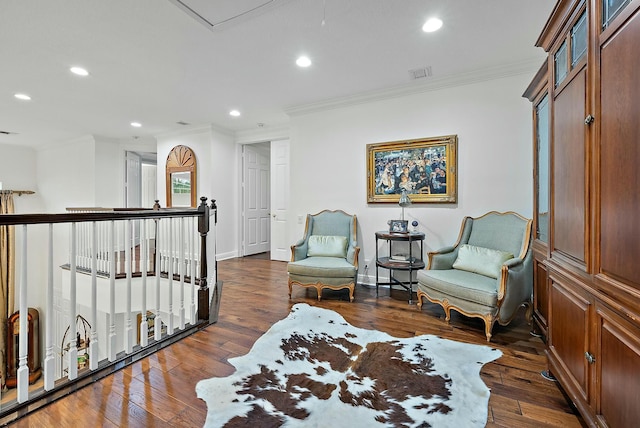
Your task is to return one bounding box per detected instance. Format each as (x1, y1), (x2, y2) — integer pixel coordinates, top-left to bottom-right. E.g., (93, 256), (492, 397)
(238, 132), (290, 260)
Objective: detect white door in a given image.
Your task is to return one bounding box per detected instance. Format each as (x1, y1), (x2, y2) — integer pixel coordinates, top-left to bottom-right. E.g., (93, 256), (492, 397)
(243, 145), (271, 255)
(141, 163), (157, 208)
(125, 151), (142, 208)
(270, 139), (290, 261)
(125, 151), (142, 248)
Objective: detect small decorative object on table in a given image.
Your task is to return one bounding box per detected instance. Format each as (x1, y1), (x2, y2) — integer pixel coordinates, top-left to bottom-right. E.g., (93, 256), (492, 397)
(388, 219), (408, 233)
(411, 220), (419, 233)
(374, 231), (426, 304)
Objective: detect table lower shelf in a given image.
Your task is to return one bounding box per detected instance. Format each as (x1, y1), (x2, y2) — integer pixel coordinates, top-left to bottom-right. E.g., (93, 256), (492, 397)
(376, 257), (425, 270)
(375, 260), (423, 304)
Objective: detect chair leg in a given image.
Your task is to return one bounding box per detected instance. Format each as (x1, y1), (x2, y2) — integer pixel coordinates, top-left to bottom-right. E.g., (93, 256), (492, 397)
(482, 314), (495, 342)
(443, 301), (451, 323)
(348, 284), (354, 302)
(525, 302), (533, 324)
(288, 280), (292, 299)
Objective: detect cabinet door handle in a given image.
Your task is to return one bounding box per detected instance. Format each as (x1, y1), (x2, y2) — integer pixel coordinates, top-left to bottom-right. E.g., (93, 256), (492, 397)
(584, 114), (595, 125)
(585, 352), (596, 364)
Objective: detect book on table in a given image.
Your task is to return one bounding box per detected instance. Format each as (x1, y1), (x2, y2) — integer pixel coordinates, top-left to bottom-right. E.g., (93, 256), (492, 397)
(391, 254), (414, 263)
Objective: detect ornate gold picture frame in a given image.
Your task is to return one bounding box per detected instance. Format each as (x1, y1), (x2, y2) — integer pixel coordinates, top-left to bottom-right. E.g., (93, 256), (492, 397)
(367, 135), (457, 203)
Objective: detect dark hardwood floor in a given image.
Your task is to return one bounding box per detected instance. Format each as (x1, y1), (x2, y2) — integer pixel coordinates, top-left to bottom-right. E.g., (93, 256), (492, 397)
(9, 254), (585, 427)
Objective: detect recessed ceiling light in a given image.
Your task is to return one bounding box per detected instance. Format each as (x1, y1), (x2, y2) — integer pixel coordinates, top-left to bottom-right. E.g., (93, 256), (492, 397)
(130, 122), (142, 127)
(14, 93), (31, 101)
(229, 110), (241, 117)
(70, 66), (89, 76)
(422, 17), (443, 33)
(296, 56), (312, 67)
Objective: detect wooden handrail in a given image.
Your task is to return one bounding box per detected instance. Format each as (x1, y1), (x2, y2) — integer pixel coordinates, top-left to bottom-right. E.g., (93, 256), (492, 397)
(0, 208), (200, 226)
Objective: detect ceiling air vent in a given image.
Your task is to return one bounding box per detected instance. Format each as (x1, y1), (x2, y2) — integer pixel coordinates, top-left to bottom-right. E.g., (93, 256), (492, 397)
(408, 66), (433, 80)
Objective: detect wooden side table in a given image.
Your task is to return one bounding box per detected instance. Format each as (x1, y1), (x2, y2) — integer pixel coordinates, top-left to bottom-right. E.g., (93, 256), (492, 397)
(375, 231), (425, 304)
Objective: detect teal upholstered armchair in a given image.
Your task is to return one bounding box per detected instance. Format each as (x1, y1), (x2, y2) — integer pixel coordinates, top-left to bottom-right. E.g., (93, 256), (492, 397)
(416, 211), (533, 341)
(287, 210), (359, 302)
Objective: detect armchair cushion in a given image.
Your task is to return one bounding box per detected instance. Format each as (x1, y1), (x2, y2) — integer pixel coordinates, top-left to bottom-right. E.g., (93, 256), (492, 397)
(452, 244), (513, 279)
(416, 269), (498, 307)
(307, 235), (348, 258)
(288, 256), (356, 278)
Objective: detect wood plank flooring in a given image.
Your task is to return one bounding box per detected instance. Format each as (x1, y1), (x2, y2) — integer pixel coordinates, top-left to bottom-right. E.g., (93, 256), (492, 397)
(9, 254), (586, 427)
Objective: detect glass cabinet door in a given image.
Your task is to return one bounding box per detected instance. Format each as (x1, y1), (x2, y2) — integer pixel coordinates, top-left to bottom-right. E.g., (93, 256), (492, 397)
(535, 94), (550, 243)
(554, 41), (568, 87)
(603, 0), (630, 28)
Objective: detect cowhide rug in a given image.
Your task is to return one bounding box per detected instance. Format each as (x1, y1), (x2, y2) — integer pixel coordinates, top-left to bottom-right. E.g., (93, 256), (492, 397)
(196, 303), (501, 428)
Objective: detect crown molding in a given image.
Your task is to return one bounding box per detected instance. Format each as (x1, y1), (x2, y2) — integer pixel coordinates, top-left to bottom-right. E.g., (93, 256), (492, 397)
(154, 124), (214, 140)
(286, 58), (544, 117)
(210, 123), (236, 138)
(34, 134), (95, 152)
(235, 124), (290, 144)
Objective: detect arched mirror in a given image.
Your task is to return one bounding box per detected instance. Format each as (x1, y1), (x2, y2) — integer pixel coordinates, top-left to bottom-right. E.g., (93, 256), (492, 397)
(166, 145), (197, 207)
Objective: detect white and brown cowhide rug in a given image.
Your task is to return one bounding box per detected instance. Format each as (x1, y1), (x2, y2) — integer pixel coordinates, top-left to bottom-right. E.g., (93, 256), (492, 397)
(196, 303), (501, 428)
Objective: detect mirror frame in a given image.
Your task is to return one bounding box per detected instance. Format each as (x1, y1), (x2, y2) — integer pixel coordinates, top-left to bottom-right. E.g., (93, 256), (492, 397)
(166, 145), (197, 208)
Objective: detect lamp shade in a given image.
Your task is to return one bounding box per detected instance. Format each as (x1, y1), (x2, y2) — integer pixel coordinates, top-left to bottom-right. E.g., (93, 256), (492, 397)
(399, 189), (412, 221)
(399, 189), (412, 207)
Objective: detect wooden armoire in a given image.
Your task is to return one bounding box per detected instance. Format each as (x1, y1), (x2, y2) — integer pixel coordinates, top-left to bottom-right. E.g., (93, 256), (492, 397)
(524, 1), (640, 426)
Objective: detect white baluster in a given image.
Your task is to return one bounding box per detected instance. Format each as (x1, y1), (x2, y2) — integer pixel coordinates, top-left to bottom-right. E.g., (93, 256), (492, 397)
(68, 223), (78, 381)
(179, 217), (185, 329)
(83, 222), (89, 271)
(90, 221), (98, 370)
(17, 225), (29, 402)
(99, 222), (106, 273)
(108, 221), (117, 362)
(140, 219), (148, 347)
(77, 222), (83, 271)
(44, 224), (55, 391)
(155, 218), (162, 341)
(167, 218), (174, 335)
(118, 222), (124, 276)
(125, 219), (133, 353)
(160, 220), (166, 273)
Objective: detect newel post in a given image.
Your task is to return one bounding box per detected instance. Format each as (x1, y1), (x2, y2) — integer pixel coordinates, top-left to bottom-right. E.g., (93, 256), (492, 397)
(197, 197), (210, 321)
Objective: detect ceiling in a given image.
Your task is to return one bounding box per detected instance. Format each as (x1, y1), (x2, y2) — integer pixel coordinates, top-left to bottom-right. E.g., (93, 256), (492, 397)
(0, 0), (555, 148)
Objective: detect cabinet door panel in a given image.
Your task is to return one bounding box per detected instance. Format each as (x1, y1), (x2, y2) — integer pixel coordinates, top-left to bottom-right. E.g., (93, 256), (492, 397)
(549, 280), (590, 397)
(600, 8), (640, 288)
(552, 69), (586, 264)
(598, 308), (640, 427)
(533, 259), (549, 334)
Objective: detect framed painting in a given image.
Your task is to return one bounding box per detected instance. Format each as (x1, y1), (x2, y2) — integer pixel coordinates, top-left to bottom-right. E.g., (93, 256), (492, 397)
(367, 135), (457, 203)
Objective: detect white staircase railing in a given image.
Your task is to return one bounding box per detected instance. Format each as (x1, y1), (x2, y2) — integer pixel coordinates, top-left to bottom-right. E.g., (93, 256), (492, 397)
(0, 198), (219, 424)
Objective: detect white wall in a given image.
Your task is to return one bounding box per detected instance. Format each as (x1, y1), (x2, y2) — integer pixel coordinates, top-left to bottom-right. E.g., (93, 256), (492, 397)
(0, 144), (44, 213)
(37, 136), (96, 212)
(288, 73), (534, 275)
(156, 125), (238, 259)
(35, 135), (157, 211)
(94, 136), (123, 207)
(0, 144), (47, 319)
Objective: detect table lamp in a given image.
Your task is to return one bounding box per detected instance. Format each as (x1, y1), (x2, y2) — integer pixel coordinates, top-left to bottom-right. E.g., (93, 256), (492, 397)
(399, 189), (412, 221)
